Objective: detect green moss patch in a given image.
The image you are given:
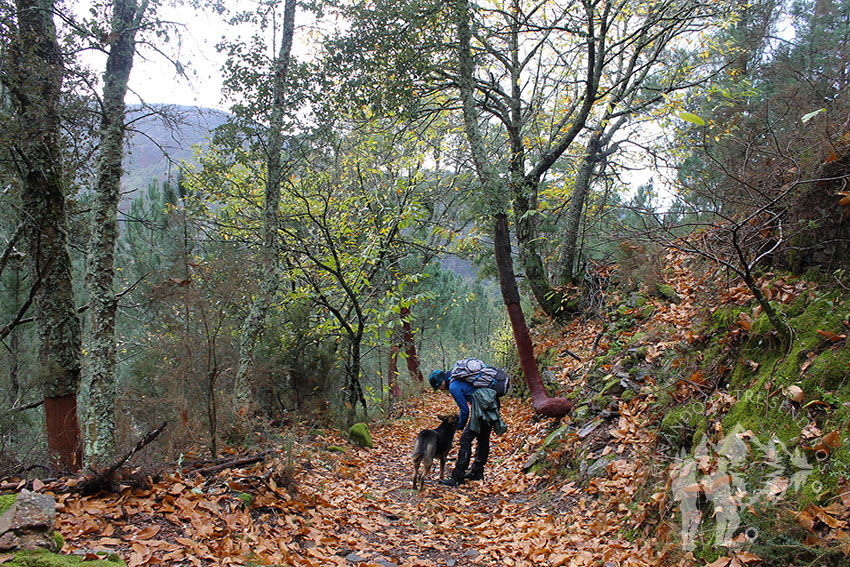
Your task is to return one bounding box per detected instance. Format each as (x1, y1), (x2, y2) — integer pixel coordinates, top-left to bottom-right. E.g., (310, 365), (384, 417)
(0, 493), (17, 515)
(3, 551), (125, 567)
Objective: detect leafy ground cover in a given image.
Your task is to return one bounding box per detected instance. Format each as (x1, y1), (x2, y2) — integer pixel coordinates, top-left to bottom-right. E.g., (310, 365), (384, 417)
(53, 389), (666, 566)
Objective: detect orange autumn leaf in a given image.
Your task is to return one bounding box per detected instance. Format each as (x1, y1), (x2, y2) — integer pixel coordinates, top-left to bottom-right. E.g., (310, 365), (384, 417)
(817, 329), (845, 342)
(824, 431), (842, 450)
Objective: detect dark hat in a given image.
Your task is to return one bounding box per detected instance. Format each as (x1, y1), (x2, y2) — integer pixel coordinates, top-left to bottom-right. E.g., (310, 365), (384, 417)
(429, 370), (446, 389)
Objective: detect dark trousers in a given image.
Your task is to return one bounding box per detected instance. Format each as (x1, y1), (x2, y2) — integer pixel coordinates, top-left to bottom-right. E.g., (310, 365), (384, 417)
(451, 422), (492, 481)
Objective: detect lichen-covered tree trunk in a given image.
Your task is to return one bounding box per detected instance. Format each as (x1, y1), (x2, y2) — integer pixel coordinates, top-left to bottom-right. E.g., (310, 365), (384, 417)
(503, 13), (561, 318)
(7, 0), (83, 471)
(85, 0), (149, 468)
(455, 0), (572, 418)
(558, 135), (601, 286)
(234, 0), (296, 411)
(512, 177), (564, 315)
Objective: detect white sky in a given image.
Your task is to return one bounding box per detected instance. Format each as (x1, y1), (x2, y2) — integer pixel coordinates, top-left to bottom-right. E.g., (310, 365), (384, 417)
(130, 6), (230, 110)
(75, 2), (322, 112)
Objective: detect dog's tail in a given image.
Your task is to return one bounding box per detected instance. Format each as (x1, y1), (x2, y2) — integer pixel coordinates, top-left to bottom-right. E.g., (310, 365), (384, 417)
(411, 437), (425, 465)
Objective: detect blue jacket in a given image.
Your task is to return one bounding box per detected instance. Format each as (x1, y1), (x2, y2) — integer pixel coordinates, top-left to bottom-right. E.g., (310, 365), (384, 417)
(448, 374), (477, 430)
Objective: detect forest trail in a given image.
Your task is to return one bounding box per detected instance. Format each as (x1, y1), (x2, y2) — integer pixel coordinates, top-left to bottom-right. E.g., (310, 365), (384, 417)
(56, 388), (664, 567)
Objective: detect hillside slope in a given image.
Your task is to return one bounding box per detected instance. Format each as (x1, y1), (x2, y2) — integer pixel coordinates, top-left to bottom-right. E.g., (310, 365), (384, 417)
(528, 248), (850, 565)
(121, 106), (228, 199)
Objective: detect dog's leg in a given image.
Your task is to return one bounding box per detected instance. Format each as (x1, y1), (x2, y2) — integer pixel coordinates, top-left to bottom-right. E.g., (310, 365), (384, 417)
(421, 454), (434, 489)
(413, 455), (422, 490)
(438, 453), (447, 480)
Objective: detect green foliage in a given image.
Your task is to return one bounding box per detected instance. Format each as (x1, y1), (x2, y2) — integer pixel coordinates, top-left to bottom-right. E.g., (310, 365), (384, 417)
(252, 299), (340, 423)
(412, 262), (504, 373)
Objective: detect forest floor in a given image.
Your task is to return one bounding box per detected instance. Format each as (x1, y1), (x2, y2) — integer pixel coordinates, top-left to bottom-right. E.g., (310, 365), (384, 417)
(46, 248), (850, 567)
(55, 389), (670, 567)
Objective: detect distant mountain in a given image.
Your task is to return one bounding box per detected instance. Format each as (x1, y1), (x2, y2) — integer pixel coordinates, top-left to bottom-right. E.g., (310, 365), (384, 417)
(122, 105), (229, 199)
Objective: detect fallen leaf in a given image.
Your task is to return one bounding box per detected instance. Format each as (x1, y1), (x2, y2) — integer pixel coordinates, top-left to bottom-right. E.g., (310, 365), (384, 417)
(824, 431), (842, 451)
(736, 550), (761, 563)
(136, 524), (161, 540)
(787, 385), (804, 403)
(839, 479), (850, 507)
(817, 329), (845, 342)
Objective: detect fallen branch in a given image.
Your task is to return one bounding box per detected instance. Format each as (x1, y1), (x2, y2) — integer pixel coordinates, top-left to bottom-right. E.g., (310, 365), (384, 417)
(0, 398), (44, 419)
(188, 452), (270, 477)
(78, 421), (168, 495)
(563, 349), (582, 362)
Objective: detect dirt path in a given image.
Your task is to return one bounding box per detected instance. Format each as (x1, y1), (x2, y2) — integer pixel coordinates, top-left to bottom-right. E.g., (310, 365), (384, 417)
(299, 393), (545, 566)
(57, 391), (660, 567)
(289, 391), (604, 567)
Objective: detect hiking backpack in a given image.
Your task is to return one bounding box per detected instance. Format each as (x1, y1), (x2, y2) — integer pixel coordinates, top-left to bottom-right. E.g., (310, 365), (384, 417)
(450, 358), (510, 396)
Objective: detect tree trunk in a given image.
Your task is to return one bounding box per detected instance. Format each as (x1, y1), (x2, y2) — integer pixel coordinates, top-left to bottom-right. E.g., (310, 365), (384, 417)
(456, 0), (572, 418)
(494, 215), (573, 417)
(504, 12), (561, 318)
(388, 344), (402, 399)
(85, 0), (148, 468)
(400, 306), (423, 383)
(8, 0), (83, 472)
(234, 0), (296, 411)
(559, 135), (602, 285)
(346, 336), (367, 426)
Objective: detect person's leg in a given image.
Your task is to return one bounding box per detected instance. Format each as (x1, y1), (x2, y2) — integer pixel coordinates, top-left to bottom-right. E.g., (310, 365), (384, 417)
(467, 423), (491, 479)
(450, 426), (475, 482)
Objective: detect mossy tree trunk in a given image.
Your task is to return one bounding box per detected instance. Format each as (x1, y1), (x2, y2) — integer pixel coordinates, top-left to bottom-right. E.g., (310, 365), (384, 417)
(85, 0), (149, 468)
(455, 0), (573, 417)
(234, 0), (296, 413)
(6, 0), (83, 471)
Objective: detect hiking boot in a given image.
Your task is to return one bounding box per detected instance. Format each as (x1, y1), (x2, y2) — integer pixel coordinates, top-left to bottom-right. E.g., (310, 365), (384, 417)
(464, 471), (484, 481)
(439, 478), (462, 487)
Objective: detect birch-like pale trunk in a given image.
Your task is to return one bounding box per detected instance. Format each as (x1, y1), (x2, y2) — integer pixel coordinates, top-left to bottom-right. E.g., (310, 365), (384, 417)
(85, 0), (149, 468)
(455, 0), (572, 418)
(7, 0), (83, 471)
(233, 0), (296, 411)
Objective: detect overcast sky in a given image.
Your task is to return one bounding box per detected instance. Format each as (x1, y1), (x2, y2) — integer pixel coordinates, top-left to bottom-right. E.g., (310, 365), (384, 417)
(75, 2), (321, 112)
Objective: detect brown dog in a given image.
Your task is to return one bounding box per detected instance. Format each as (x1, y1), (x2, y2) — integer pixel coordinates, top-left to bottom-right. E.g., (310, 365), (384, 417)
(412, 414), (459, 490)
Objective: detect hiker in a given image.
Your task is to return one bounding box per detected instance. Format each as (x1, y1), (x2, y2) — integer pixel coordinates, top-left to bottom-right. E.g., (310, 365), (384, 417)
(429, 364), (507, 487)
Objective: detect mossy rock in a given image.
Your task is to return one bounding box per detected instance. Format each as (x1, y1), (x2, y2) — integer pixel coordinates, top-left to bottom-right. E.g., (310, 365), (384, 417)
(0, 493), (17, 515)
(629, 346), (650, 360)
(348, 423), (373, 448)
(571, 405), (591, 424)
(326, 445), (346, 453)
(655, 283), (682, 304)
(582, 453), (617, 478)
(600, 377), (626, 397)
(3, 551), (125, 566)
